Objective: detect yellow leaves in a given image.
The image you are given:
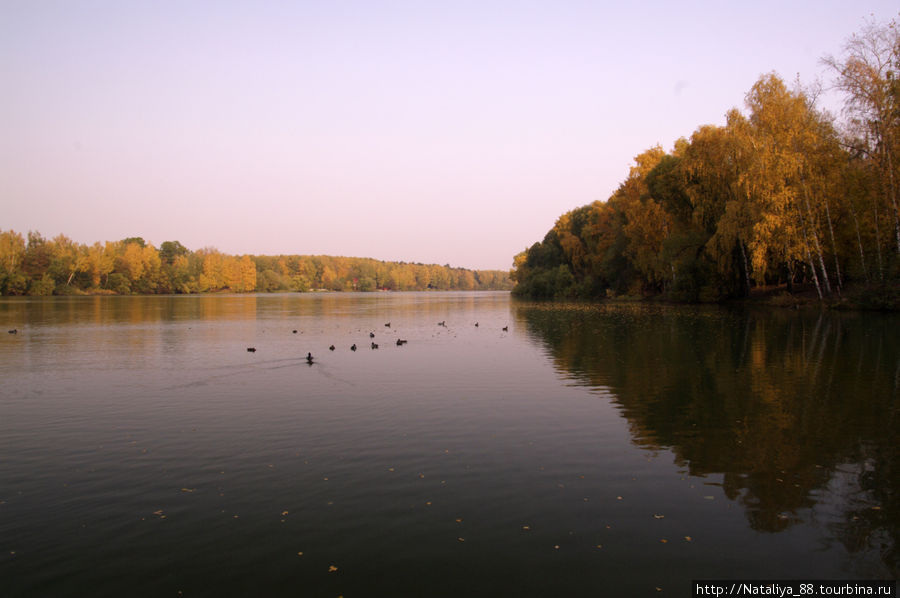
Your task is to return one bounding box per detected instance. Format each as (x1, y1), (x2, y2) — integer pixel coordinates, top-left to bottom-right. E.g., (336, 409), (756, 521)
(121, 242), (146, 282)
(628, 145), (667, 181)
(0, 229), (25, 274)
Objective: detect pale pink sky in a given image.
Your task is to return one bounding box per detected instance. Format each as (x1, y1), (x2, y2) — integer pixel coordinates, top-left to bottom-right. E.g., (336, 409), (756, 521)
(2, 1), (897, 270)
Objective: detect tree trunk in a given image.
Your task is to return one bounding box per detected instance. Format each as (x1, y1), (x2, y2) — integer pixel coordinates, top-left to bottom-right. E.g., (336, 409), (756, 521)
(800, 174), (831, 295)
(823, 196), (842, 294)
(874, 201), (884, 281)
(805, 245), (823, 300)
(800, 217), (823, 300)
(849, 201), (869, 284)
(739, 241), (752, 295)
(883, 138), (900, 254)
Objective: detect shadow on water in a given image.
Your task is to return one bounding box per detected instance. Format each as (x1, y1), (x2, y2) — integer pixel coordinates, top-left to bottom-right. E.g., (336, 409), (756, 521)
(514, 300), (900, 575)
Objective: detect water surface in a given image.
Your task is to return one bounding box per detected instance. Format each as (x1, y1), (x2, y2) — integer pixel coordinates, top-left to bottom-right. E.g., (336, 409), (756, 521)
(1, 293), (897, 596)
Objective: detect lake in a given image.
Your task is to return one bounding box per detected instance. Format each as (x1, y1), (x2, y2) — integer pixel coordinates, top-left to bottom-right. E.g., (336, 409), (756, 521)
(1, 292), (897, 597)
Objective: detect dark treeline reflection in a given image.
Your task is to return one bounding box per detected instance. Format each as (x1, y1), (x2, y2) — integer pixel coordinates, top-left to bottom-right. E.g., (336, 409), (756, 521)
(515, 301), (900, 574)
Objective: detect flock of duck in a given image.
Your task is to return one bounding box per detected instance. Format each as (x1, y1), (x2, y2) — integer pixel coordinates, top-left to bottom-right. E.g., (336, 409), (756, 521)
(245, 321), (509, 365)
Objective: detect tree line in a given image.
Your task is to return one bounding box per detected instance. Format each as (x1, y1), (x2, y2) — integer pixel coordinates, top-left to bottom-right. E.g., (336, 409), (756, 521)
(512, 18), (900, 305)
(0, 231), (511, 295)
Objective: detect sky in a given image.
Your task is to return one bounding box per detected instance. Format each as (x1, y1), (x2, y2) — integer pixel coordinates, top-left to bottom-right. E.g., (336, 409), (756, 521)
(2, 1), (898, 271)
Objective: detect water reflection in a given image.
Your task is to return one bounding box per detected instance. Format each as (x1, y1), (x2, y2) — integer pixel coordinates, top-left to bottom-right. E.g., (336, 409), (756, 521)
(515, 301), (900, 574)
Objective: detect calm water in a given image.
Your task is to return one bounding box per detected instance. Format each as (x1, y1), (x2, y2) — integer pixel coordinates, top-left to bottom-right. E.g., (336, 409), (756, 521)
(1, 292), (897, 597)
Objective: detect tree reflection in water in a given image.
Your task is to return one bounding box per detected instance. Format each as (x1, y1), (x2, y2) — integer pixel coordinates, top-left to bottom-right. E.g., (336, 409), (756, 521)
(515, 301), (899, 575)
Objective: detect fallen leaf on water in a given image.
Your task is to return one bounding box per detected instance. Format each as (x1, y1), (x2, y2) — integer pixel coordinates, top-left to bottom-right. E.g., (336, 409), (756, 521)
(522, 526), (531, 531)
(616, 496), (623, 500)
(282, 511), (289, 516)
(297, 552), (304, 557)
(684, 536), (692, 542)
(328, 565), (338, 573)
(595, 545), (602, 549)
(703, 496), (714, 500)
(653, 514), (664, 519)
(457, 537), (465, 542)
(152, 510), (164, 516)
(553, 545), (560, 550)
(455, 518), (463, 523)
(660, 539), (668, 543)
(180, 488), (195, 493)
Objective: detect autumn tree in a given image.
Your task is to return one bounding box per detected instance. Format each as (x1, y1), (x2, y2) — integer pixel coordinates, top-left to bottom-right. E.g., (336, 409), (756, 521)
(824, 17), (900, 260)
(0, 230), (27, 294)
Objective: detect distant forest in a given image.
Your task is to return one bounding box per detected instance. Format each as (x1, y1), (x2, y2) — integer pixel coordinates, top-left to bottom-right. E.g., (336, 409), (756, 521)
(0, 231), (511, 295)
(512, 19), (900, 305)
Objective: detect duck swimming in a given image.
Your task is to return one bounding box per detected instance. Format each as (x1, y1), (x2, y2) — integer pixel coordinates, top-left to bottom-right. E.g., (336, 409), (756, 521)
(247, 347), (256, 352)
(351, 344), (357, 351)
(329, 345), (335, 351)
(396, 339), (407, 346)
(306, 352), (314, 364)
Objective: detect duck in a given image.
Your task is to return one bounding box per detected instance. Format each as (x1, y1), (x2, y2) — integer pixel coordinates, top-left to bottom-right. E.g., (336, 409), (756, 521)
(371, 342), (378, 349)
(502, 326), (508, 331)
(247, 347), (256, 352)
(306, 352), (314, 364)
(8, 329), (17, 334)
(329, 345), (335, 351)
(384, 322), (391, 327)
(351, 344), (357, 351)
(475, 322), (479, 327)
(292, 330), (298, 334)
(369, 332), (375, 338)
(396, 339), (407, 346)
